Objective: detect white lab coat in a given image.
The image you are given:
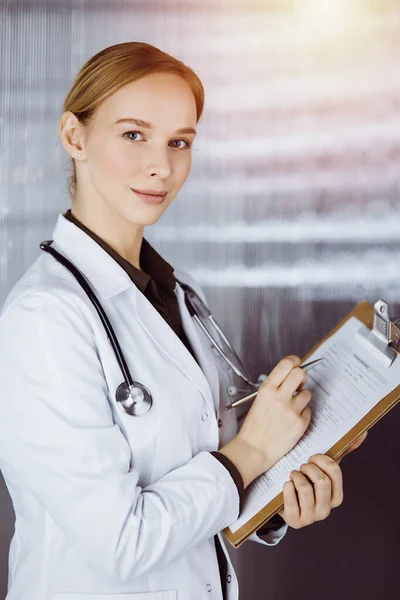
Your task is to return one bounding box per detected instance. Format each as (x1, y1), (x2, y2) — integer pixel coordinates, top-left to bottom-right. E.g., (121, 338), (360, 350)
(0, 213), (287, 600)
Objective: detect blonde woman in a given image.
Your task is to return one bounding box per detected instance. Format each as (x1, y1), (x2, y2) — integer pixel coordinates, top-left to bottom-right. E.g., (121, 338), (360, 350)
(0, 42), (366, 600)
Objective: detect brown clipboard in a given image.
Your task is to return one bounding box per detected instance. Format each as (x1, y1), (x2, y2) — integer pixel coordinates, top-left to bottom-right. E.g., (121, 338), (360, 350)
(223, 300), (400, 548)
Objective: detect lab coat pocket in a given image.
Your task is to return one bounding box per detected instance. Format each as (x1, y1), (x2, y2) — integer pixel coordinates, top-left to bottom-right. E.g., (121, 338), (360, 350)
(50, 592), (177, 599)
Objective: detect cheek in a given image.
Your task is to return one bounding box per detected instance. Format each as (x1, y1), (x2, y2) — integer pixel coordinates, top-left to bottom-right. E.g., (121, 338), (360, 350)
(91, 137), (137, 178)
(173, 154), (192, 189)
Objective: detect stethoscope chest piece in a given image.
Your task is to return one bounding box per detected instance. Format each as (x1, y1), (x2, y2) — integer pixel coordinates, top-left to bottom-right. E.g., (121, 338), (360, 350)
(116, 382), (153, 416)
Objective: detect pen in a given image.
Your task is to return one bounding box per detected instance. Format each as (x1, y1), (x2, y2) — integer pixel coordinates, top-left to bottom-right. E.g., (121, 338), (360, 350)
(224, 357), (324, 411)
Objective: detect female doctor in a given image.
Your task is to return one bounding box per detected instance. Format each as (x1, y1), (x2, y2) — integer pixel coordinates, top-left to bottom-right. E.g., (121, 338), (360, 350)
(0, 42), (367, 600)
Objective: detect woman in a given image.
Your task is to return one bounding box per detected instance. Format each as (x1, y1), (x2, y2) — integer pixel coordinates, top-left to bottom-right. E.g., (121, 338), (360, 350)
(0, 42), (366, 600)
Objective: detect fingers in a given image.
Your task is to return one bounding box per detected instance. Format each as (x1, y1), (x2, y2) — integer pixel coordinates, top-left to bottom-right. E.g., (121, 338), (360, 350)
(293, 389), (312, 415)
(261, 357), (312, 416)
(308, 454), (343, 508)
(288, 470), (316, 526)
(336, 431), (368, 464)
(279, 366), (308, 399)
(300, 405), (312, 425)
(282, 455), (344, 528)
(263, 355), (301, 390)
(345, 431), (368, 453)
(299, 463), (332, 520)
(355, 430), (368, 446)
(281, 480), (300, 525)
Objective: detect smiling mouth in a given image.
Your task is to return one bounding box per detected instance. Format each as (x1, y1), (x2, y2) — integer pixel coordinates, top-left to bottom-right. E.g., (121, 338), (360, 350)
(130, 188), (168, 205)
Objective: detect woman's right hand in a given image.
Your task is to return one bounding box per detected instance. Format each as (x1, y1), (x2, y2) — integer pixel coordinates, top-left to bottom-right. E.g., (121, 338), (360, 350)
(218, 355), (312, 488)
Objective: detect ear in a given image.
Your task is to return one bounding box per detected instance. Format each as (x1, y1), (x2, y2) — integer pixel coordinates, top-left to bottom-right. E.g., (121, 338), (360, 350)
(59, 111), (85, 160)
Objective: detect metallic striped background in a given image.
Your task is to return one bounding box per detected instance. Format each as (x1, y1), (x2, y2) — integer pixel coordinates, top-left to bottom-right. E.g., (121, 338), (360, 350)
(1, 1), (399, 598)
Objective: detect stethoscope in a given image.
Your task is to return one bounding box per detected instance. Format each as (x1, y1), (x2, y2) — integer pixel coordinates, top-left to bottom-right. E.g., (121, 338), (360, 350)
(40, 240), (265, 416)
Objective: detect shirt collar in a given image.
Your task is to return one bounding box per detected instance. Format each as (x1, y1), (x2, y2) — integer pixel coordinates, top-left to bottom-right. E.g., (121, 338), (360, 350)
(60, 209), (176, 295)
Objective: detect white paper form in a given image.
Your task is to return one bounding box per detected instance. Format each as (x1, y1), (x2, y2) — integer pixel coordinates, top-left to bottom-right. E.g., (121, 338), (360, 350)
(229, 316), (400, 533)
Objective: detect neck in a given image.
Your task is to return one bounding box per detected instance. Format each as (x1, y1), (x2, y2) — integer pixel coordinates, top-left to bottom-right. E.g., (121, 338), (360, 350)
(70, 200), (144, 270)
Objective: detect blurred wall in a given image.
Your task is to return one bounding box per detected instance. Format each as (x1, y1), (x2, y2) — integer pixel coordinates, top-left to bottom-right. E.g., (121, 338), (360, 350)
(1, 1), (399, 598)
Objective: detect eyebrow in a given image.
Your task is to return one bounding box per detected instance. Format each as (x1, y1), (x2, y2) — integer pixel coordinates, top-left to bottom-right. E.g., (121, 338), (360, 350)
(114, 118), (197, 136)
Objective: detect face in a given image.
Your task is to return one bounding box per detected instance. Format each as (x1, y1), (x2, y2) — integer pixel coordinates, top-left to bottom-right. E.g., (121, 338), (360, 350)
(64, 72), (198, 227)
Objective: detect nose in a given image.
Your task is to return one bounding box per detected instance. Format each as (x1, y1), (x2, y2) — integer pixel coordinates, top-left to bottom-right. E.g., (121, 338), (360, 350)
(142, 147), (172, 179)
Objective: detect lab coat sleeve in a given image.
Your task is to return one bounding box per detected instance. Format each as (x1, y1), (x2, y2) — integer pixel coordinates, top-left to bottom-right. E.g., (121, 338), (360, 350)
(177, 272), (289, 547)
(247, 522), (288, 546)
(177, 271), (288, 537)
(0, 288), (240, 583)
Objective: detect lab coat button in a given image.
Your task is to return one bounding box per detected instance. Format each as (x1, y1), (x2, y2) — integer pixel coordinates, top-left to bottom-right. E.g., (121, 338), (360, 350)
(227, 573), (232, 583)
(207, 583), (212, 592)
(218, 418), (223, 428)
(201, 412), (208, 421)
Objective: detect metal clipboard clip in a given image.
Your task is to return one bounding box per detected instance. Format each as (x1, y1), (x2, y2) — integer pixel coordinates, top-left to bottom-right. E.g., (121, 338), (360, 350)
(356, 300), (400, 367)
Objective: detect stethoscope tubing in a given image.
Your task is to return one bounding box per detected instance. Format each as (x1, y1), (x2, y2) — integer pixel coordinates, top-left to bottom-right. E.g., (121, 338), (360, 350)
(39, 239), (262, 414)
(191, 314), (259, 389)
(178, 282), (260, 389)
(40, 240), (135, 388)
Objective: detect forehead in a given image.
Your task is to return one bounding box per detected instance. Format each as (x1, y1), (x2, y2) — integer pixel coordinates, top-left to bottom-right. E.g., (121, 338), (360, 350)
(95, 72), (197, 126)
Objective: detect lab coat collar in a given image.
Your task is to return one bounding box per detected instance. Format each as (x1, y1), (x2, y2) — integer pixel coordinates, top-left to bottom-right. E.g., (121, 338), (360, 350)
(51, 213), (134, 300)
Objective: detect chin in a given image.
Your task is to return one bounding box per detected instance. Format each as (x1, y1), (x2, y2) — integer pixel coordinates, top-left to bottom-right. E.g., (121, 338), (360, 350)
(119, 206), (167, 228)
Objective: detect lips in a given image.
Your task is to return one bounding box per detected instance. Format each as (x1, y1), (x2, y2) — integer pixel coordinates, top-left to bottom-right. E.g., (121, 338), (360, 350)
(130, 188), (168, 205)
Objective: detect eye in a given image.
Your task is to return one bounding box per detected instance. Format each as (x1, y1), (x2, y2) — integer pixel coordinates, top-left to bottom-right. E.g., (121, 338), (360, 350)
(123, 130), (145, 142)
(122, 131), (191, 149)
(169, 139), (192, 150)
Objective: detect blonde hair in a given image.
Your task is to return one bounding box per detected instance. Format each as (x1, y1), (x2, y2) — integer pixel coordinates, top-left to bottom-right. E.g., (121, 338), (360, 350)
(63, 42), (205, 199)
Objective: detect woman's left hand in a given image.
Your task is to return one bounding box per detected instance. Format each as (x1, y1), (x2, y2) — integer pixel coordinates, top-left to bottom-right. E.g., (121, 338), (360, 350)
(277, 431), (368, 528)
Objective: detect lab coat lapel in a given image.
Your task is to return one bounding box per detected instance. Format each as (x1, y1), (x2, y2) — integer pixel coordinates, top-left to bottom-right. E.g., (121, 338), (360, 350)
(134, 290), (215, 411)
(175, 282), (220, 414)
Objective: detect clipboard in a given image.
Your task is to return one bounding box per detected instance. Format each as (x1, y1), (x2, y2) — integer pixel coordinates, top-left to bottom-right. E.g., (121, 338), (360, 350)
(223, 299), (400, 548)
